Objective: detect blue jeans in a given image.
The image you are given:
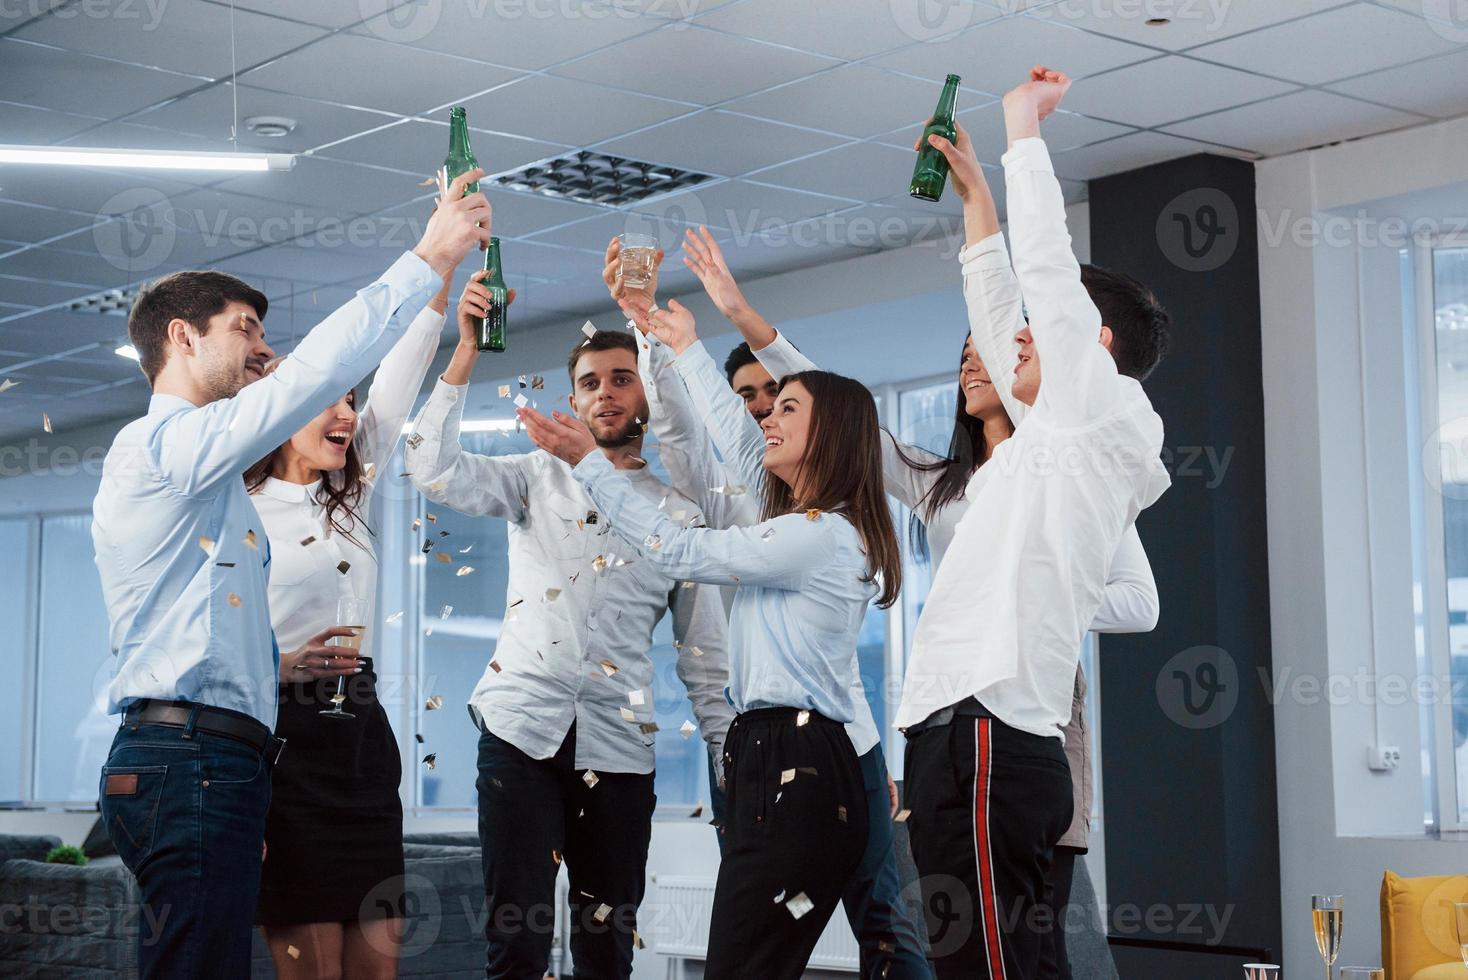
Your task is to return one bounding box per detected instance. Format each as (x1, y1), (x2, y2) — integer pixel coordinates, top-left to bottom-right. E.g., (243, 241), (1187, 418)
(843, 746), (934, 980)
(99, 719), (272, 980)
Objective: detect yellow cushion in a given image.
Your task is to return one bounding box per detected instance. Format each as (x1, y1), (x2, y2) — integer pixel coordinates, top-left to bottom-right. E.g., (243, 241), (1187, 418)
(1411, 963), (1468, 980)
(1382, 869), (1468, 979)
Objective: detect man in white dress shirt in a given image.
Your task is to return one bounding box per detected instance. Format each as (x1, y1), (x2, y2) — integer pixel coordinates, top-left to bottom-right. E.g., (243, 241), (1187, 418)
(405, 302), (735, 980)
(896, 69), (1172, 980)
(91, 170), (489, 980)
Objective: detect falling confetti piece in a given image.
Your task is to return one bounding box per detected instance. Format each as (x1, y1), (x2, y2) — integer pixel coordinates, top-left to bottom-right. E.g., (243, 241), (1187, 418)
(216, 561), (235, 568)
(634, 932), (645, 950)
(671, 509), (687, 523)
(0, 379), (18, 394)
(593, 903), (613, 924)
(459, 544), (474, 554)
(679, 720), (696, 738)
(440, 605), (453, 619)
(639, 722), (659, 734)
(411, 518), (422, 531)
(243, 529), (258, 549)
(422, 540), (434, 553)
(498, 384), (511, 398)
(711, 484), (748, 497)
(425, 695), (444, 710)
(456, 565), (476, 577)
(518, 374), (528, 388)
(894, 809), (911, 823)
(42, 413), (53, 434)
(796, 710), (810, 727)
(544, 587), (562, 602)
(585, 510), (599, 525)
(514, 394), (528, 408)
(599, 659), (619, 677)
(761, 528), (777, 541)
(773, 889), (786, 904)
(552, 849), (562, 865)
(419, 176), (437, 186)
(198, 535), (215, 554)
(426, 513), (437, 524)
(592, 555), (608, 574)
(689, 645), (705, 657)
(362, 462), (375, 479)
(613, 556), (629, 568)
(781, 769), (796, 785)
(386, 611), (404, 624)
(837, 805), (848, 822)
(582, 321), (597, 339)
(786, 893), (815, 920)
(337, 560), (351, 574)
(422, 753), (437, 770)
(806, 508), (822, 521)
(287, 945), (300, 960)
(227, 592), (241, 607)
(406, 433), (424, 450)
(436, 552), (453, 564)
(531, 375), (544, 390)
(689, 802), (704, 818)
(643, 533), (663, 551)
(424, 625), (434, 636)
(415, 733), (424, 743)
(619, 707), (636, 722)
(490, 660), (502, 673)
(582, 770), (599, 788)
(629, 690), (645, 706)
(439, 530), (450, 537)
(300, 536), (316, 547)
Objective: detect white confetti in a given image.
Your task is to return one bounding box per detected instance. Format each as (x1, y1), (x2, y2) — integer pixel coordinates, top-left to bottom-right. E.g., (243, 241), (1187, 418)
(582, 321), (597, 339)
(582, 770), (599, 788)
(440, 605), (453, 619)
(385, 611), (404, 625)
(425, 695), (444, 710)
(619, 707), (636, 722)
(679, 720), (696, 738)
(514, 394), (529, 409)
(628, 690), (645, 707)
(544, 588), (562, 602)
(643, 533), (663, 551)
(711, 484), (748, 497)
(593, 903), (613, 923)
(0, 379), (19, 394)
(785, 892), (815, 920)
(796, 709), (810, 727)
(456, 565), (476, 577)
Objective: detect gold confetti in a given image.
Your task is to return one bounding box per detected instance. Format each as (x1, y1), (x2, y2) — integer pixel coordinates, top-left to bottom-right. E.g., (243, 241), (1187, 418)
(634, 932), (645, 950)
(796, 710), (810, 727)
(531, 375), (545, 390)
(499, 384), (511, 398)
(592, 555), (608, 574)
(287, 945), (301, 960)
(894, 809), (911, 823)
(425, 695), (444, 710)
(490, 660), (502, 673)
(226, 592), (242, 607)
(198, 535), (215, 554)
(552, 849), (562, 865)
(456, 565), (476, 576)
(639, 722), (659, 734)
(422, 753), (437, 770)
(426, 513), (437, 524)
(544, 587), (562, 602)
(643, 534), (663, 551)
(689, 802), (704, 819)
(42, 413), (52, 434)
(680, 581), (695, 590)
(362, 462), (375, 480)
(419, 176), (437, 186)
(0, 379), (19, 394)
(300, 536), (316, 547)
(786, 893), (814, 919)
(593, 903), (613, 924)
(412, 518), (422, 531)
(837, 805), (848, 822)
(679, 720), (696, 738)
(781, 769), (796, 785)
(337, 560), (351, 574)
(386, 611), (404, 624)
(582, 770), (599, 788)
(436, 552), (453, 564)
(689, 645), (705, 657)
(599, 659), (619, 677)
(806, 508), (822, 521)
(620, 707), (637, 722)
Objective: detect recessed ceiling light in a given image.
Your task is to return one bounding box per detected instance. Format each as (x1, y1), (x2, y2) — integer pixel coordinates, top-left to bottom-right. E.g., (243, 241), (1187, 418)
(245, 115), (297, 138)
(1145, 17), (1170, 25)
(69, 286), (142, 316)
(495, 152), (711, 207)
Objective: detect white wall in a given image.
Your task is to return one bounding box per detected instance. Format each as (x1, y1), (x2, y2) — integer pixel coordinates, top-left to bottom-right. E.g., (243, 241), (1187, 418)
(1259, 114), (1468, 975)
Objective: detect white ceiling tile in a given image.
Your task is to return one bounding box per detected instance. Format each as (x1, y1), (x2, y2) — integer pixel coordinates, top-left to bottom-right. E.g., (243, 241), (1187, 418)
(872, 14), (1159, 89)
(377, 185), (598, 239)
(1188, 2), (1464, 84)
(130, 84), (398, 154)
(0, 39), (204, 118)
(922, 103), (1136, 164)
(0, 277), (107, 307)
(0, 167), (199, 221)
(352, 0), (666, 69)
(0, 245), (140, 287)
(594, 110), (848, 177)
(456, 75), (695, 147)
(552, 25), (839, 105)
(726, 65), (970, 140)
(213, 244), (390, 286)
(0, 201), (97, 243)
(1325, 47), (1468, 119)
(641, 180), (858, 236)
(696, 0), (995, 59)
(15, 3), (326, 80)
(198, 0), (378, 29)
(1058, 55), (1297, 127)
(160, 188), (348, 248)
(1021, 0), (1353, 51)
(474, 239), (603, 282)
(0, 100), (106, 144)
(750, 142), (917, 204)
(53, 121), (229, 154)
(242, 34), (520, 115)
(213, 156), (428, 217)
(320, 119), (563, 179)
(1049, 130), (1235, 179)
(524, 208), (696, 252)
(1161, 88), (1428, 155)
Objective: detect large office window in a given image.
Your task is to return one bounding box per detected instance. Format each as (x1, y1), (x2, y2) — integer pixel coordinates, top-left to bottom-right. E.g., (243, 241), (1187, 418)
(0, 518), (34, 803)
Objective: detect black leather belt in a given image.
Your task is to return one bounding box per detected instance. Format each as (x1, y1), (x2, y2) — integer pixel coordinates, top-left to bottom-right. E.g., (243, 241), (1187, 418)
(901, 696), (995, 738)
(124, 699), (286, 765)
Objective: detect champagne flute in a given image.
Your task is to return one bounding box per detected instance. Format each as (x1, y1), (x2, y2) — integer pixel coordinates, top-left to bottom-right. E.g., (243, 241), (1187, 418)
(1454, 902), (1468, 967)
(320, 596), (367, 720)
(1243, 965), (1280, 980)
(1313, 894), (1344, 980)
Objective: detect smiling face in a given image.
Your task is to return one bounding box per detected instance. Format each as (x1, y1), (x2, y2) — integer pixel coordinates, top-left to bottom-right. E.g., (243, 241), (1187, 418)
(731, 360), (781, 422)
(193, 301), (274, 401)
(759, 380), (812, 490)
(569, 347), (650, 448)
(1013, 324), (1041, 406)
(958, 337), (1003, 419)
(285, 390), (357, 475)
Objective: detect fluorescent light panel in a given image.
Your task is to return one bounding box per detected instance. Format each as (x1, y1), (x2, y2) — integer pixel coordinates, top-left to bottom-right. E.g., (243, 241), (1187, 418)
(0, 145), (295, 172)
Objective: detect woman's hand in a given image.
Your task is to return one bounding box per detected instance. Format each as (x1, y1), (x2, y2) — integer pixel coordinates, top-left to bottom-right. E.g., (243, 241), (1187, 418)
(632, 298), (698, 355)
(518, 407), (596, 467)
(279, 626), (362, 683)
(682, 227), (751, 322)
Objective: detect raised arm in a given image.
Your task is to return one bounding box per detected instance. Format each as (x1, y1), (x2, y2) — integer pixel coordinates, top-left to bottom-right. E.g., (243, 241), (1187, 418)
(1002, 68), (1122, 424)
(669, 580), (736, 769)
(405, 379), (531, 522)
(1090, 524), (1159, 634)
(154, 171), (488, 498)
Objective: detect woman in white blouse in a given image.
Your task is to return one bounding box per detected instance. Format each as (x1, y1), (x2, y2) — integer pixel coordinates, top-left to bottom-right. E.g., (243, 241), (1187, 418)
(245, 274), (451, 980)
(520, 297), (902, 980)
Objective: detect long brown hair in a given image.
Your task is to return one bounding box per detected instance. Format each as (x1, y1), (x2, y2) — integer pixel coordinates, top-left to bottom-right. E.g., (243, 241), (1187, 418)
(760, 370), (902, 609)
(242, 361), (369, 549)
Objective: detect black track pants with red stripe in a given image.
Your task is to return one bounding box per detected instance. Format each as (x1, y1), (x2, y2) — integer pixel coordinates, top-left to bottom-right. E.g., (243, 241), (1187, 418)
(903, 715), (1073, 980)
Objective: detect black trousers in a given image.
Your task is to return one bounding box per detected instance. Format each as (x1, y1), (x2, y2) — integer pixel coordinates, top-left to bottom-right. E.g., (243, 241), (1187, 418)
(904, 715), (1072, 980)
(476, 723), (655, 980)
(705, 707), (869, 980)
(1038, 847), (1077, 980)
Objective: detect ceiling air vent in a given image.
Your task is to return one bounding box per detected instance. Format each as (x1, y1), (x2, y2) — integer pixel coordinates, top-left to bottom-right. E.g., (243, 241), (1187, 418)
(494, 152), (711, 207)
(68, 286), (142, 316)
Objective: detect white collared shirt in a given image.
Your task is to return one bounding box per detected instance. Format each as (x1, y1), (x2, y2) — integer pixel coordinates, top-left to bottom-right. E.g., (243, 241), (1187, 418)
(250, 306), (444, 661)
(405, 377), (735, 774)
(895, 137), (1171, 738)
(93, 252), (439, 728)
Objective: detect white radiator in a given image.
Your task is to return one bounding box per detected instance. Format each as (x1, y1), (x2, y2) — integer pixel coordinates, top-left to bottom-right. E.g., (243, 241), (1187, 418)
(647, 874), (860, 973)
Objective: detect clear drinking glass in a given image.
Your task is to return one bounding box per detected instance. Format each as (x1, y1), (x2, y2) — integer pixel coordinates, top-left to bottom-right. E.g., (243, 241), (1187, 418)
(1455, 902), (1468, 967)
(1312, 894), (1344, 980)
(319, 595), (367, 720)
(1340, 969), (1384, 980)
(1243, 966), (1280, 980)
(617, 232), (657, 289)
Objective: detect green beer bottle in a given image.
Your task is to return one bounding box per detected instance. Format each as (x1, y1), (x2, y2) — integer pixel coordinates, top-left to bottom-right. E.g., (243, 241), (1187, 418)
(444, 106), (479, 194)
(477, 238), (507, 353)
(910, 74), (961, 203)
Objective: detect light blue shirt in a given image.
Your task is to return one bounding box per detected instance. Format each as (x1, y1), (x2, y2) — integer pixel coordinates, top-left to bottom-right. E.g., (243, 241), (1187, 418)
(573, 342), (874, 725)
(92, 251), (439, 729)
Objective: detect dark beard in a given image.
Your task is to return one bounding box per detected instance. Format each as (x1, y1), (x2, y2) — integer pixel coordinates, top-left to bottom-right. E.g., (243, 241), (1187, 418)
(592, 415), (642, 449)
